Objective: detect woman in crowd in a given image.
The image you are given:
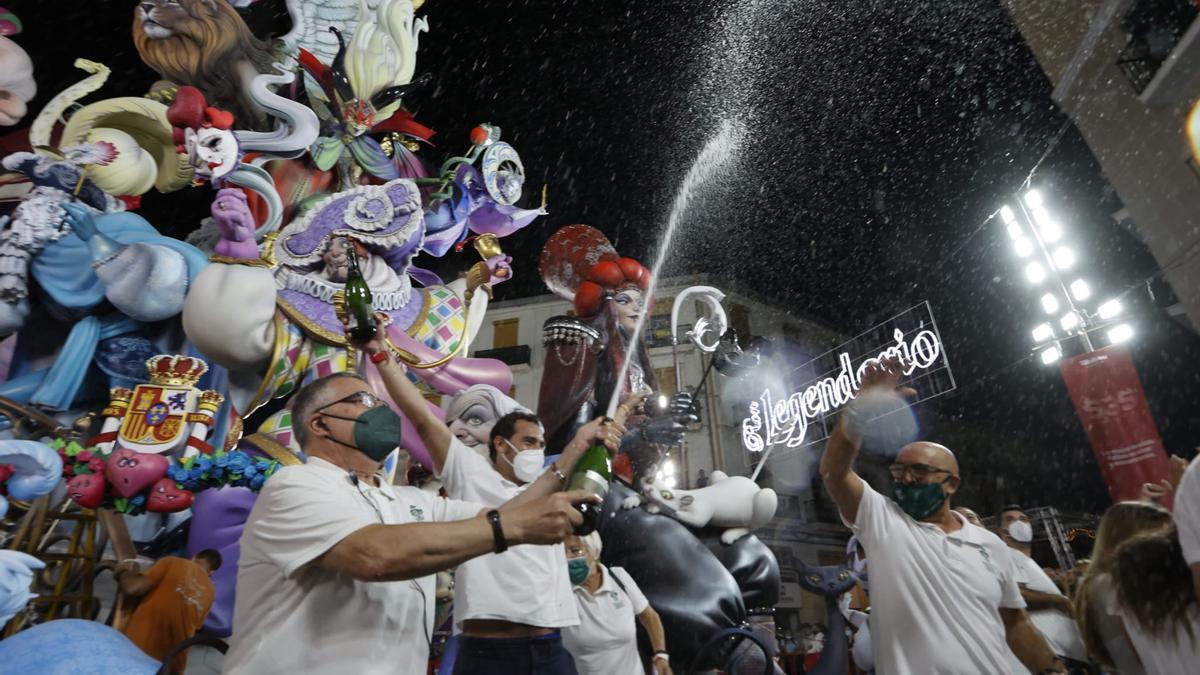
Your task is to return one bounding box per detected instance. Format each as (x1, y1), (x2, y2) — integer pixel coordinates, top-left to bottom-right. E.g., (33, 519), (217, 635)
(561, 533), (672, 675)
(1073, 501), (1172, 674)
(1108, 524), (1200, 673)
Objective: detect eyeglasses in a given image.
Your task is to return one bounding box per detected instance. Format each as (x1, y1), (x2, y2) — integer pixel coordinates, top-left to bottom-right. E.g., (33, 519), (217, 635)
(319, 390), (383, 411)
(888, 462), (954, 481)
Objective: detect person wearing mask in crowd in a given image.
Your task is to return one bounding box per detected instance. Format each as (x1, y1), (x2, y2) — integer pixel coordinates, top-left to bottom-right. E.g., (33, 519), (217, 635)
(1073, 501), (1173, 675)
(561, 532), (672, 675)
(116, 550), (221, 674)
(223, 315), (604, 674)
(1174, 455), (1200, 604)
(998, 506), (1089, 673)
(820, 356), (1064, 675)
(954, 506), (984, 527)
(362, 311), (633, 675)
(1110, 524), (1200, 673)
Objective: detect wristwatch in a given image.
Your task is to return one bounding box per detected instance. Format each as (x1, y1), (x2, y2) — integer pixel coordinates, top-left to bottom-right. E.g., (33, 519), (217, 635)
(486, 509), (508, 554)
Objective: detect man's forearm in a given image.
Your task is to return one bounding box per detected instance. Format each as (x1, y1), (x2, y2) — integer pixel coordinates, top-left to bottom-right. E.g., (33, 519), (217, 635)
(1021, 587), (1069, 611)
(820, 415), (860, 479)
(1004, 609), (1061, 673)
(325, 514), (498, 582)
(371, 357), (452, 470)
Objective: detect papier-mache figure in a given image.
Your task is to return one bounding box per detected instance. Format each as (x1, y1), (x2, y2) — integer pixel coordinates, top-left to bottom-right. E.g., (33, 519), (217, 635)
(536, 224), (780, 668)
(0, 6), (35, 128)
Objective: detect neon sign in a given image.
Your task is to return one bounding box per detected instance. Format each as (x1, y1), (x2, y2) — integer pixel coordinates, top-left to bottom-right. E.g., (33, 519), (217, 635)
(741, 302), (954, 452)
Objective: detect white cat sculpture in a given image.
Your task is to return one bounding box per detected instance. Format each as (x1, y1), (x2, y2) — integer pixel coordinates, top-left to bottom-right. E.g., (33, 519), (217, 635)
(624, 470), (778, 544)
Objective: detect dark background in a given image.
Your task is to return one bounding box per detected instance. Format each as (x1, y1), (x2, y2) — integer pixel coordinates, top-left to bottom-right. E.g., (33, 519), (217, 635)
(8, 0), (1200, 514)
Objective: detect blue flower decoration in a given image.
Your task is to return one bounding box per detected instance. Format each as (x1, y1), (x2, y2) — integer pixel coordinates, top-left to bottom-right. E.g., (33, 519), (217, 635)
(188, 467), (204, 480)
(216, 454), (230, 468)
(197, 457), (213, 471)
(250, 474), (265, 490)
(131, 495), (145, 507)
(244, 465), (258, 478)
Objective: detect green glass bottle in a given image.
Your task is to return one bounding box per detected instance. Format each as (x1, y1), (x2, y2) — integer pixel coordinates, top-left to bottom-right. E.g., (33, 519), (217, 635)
(567, 442), (611, 535)
(344, 247), (377, 342)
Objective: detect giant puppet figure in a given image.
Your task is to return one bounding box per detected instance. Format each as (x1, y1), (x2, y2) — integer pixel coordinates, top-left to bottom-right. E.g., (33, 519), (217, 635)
(537, 225), (780, 667)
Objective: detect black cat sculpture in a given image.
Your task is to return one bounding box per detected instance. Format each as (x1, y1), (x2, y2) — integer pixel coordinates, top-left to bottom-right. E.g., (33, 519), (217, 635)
(795, 556), (860, 675)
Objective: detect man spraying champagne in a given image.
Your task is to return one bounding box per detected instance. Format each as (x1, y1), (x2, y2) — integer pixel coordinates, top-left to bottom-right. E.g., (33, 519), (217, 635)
(347, 312), (640, 674)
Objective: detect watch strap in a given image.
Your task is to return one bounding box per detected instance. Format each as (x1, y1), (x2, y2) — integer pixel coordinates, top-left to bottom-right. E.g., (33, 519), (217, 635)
(486, 509), (508, 554)
(653, 652), (669, 663)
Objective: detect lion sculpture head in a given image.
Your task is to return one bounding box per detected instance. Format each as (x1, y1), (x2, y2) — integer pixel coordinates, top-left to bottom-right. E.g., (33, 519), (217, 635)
(132, 0), (275, 128)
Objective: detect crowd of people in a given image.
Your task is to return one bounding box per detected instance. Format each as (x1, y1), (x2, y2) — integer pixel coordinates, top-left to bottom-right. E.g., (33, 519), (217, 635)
(106, 337), (1200, 675)
(815, 356), (1200, 675)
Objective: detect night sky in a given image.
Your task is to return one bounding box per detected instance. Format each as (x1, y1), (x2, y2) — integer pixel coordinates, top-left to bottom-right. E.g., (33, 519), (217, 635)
(8, 0), (1200, 513)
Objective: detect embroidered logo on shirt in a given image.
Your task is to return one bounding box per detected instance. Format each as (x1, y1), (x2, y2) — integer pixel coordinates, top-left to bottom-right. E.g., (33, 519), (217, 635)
(610, 590), (624, 608)
(409, 505), (425, 521)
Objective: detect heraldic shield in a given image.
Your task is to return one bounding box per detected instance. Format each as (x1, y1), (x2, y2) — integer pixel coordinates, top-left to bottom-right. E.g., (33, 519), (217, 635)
(117, 356), (209, 454)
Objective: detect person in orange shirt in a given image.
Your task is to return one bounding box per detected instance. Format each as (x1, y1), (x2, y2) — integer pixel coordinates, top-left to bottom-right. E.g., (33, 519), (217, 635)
(116, 550), (221, 674)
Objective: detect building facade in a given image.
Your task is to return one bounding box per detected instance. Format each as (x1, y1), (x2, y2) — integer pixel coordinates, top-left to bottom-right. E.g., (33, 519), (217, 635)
(1004, 0), (1200, 332)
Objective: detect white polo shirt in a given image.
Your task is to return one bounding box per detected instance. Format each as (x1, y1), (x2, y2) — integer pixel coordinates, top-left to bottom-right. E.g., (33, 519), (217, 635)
(1010, 549), (1087, 661)
(842, 483), (1026, 675)
(1177, 456), (1200, 567)
(223, 457), (483, 675)
(562, 566), (649, 675)
(438, 436), (578, 629)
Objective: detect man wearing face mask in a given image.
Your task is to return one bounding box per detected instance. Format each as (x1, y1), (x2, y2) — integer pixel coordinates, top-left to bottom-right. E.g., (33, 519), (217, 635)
(361, 314), (629, 675)
(224, 365), (600, 675)
(819, 357), (1065, 675)
(998, 506), (1089, 674)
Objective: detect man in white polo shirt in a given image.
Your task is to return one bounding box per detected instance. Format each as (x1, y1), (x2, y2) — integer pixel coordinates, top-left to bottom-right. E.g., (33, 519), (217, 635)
(223, 367), (598, 675)
(819, 357), (1065, 675)
(998, 505), (1089, 673)
(369, 323), (627, 675)
(1173, 454), (1200, 604)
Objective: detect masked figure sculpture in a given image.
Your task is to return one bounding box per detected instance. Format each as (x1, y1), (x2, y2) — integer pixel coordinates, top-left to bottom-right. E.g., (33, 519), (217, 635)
(536, 224), (780, 668)
(445, 383), (532, 459)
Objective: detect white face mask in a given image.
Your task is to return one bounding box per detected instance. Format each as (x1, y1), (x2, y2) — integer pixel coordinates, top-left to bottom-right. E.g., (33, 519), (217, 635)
(499, 438), (544, 484)
(1007, 520), (1033, 543)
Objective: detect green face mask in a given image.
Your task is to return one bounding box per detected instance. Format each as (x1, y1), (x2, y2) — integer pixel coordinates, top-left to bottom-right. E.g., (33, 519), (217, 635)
(893, 479), (949, 520)
(320, 405), (403, 462)
(568, 558), (590, 586)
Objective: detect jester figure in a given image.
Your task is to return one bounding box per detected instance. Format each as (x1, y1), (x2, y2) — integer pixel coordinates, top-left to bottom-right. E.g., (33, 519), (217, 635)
(536, 225), (781, 667)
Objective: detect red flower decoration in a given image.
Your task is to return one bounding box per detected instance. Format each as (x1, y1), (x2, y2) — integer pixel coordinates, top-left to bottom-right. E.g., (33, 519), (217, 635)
(88, 458), (106, 474)
(77, 450), (92, 463)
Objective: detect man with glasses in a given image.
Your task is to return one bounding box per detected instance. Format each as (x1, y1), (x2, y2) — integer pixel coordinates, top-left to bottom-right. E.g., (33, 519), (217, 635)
(359, 312), (629, 675)
(224, 366), (600, 675)
(819, 357), (1065, 675)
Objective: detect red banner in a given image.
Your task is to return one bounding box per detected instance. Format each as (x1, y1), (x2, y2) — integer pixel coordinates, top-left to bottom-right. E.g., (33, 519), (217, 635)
(1059, 345), (1169, 503)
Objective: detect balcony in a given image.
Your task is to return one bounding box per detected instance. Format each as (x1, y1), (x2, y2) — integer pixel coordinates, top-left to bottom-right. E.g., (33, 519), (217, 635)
(1116, 0), (1200, 102)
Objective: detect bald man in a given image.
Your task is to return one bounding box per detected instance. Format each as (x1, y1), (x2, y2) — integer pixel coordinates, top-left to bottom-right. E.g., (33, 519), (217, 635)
(820, 358), (1064, 675)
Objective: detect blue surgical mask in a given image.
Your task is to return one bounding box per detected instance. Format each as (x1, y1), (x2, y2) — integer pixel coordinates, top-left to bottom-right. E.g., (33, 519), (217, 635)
(568, 558), (590, 585)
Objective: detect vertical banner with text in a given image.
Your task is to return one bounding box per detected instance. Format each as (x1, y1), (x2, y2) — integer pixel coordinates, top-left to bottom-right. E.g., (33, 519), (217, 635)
(1059, 345), (1169, 503)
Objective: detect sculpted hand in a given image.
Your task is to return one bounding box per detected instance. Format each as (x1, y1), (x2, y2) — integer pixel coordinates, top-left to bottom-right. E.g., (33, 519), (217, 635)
(60, 203), (99, 241)
(501, 490), (596, 545)
(211, 188), (261, 259)
(485, 253), (513, 285)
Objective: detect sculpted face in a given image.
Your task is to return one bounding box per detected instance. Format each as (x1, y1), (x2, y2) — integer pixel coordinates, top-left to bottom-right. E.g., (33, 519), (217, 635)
(612, 288), (644, 334)
(321, 237), (355, 283)
(184, 125), (239, 181)
(448, 400), (498, 450)
(137, 0), (190, 39)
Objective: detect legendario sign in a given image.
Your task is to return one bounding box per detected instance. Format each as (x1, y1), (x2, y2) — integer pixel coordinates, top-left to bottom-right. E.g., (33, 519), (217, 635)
(741, 302), (955, 452)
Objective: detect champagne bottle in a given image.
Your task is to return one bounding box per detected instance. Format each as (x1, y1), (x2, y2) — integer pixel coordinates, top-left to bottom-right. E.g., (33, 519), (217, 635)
(567, 442), (611, 535)
(344, 247), (377, 342)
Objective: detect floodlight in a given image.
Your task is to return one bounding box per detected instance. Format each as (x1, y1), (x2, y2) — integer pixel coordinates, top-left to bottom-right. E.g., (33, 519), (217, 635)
(1040, 220), (1063, 243)
(1107, 323), (1134, 344)
(1040, 345), (1061, 365)
(1025, 261), (1046, 284)
(1014, 237), (1035, 258)
(1060, 311), (1081, 331)
(1098, 299), (1122, 320)
(1032, 323), (1054, 342)
(1052, 247), (1075, 270)
(1007, 222), (1023, 240)
(1040, 293), (1059, 314)
(1000, 205), (1015, 223)
(663, 460), (675, 476)
(1025, 189), (1044, 208)
(1069, 279), (1091, 302)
